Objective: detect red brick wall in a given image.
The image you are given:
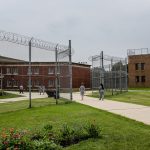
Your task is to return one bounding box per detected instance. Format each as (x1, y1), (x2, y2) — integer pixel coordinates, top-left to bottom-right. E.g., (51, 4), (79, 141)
(1, 63), (91, 90)
(72, 65), (91, 88)
(128, 54), (150, 87)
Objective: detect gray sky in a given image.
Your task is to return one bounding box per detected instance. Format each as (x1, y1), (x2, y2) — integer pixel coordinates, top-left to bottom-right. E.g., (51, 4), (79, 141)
(0, 0), (150, 63)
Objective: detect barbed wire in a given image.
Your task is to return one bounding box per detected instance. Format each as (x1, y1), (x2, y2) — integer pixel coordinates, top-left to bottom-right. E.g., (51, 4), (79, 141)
(89, 53), (125, 63)
(0, 30), (69, 52)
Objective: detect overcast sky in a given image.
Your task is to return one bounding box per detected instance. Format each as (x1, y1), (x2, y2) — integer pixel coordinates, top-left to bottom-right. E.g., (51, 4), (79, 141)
(0, 0), (150, 63)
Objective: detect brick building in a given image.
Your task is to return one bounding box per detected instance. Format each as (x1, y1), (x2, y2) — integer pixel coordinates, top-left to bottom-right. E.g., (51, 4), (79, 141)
(128, 49), (150, 88)
(0, 56), (91, 90)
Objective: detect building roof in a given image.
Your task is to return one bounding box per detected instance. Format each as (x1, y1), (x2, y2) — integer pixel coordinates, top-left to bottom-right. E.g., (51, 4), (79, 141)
(0, 56), (91, 67)
(0, 55), (25, 63)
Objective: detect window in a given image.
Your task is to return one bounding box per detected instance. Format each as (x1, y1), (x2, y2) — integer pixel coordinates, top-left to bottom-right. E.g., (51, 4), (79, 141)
(7, 80), (12, 87)
(135, 63), (140, 70)
(6, 68), (11, 74)
(141, 76), (145, 82)
(33, 67), (39, 74)
(48, 80), (54, 87)
(13, 80), (19, 87)
(141, 63), (145, 70)
(27, 67), (32, 75)
(6, 67), (18, 75)
(136, 76), (140, 82)
(34, 80), (40, 87)
(13, 68), (18, 75)
(135, 63), (145, 70)
(48, 67), (54, 74)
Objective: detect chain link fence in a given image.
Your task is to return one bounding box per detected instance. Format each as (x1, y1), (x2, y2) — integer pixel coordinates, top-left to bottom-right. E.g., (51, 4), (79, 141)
(0, 30), (73, 108)
(89, 51), (128, 96)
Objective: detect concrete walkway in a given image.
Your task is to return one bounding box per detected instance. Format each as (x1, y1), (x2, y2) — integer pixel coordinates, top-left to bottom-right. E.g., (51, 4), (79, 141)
(73, 93), (150, 126)
(0, 91), (47, 103)
(1, 91), (150, 126)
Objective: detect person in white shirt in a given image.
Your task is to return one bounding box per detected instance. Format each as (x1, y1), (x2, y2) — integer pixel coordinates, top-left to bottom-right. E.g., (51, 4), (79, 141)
(79, 82), (85, 100)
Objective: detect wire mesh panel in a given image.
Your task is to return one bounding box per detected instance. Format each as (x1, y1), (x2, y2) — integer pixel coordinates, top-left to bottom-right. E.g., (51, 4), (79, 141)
(56, 41), (72, 100)
(0, 30), (71, 108)
(90, 51), (128, 96)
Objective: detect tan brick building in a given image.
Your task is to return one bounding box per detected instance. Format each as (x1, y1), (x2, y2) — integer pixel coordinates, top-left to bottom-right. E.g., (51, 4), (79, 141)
(128, 53), (150, 88)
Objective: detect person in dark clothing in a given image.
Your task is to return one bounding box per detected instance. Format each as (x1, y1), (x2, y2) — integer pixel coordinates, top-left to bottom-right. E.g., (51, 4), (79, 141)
(99, 83), (104, 100)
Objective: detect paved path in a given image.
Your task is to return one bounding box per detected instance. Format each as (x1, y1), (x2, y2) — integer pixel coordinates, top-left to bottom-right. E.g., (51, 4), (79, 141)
(0, 91), (47, 103)
(73, 93), (150, 125)
(1, 91), (150, 126)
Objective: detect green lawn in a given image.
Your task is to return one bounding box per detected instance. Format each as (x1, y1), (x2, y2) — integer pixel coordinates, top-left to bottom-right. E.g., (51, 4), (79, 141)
(0, 99), (150, 150)
(0, 92), (21, 99)
(88, 90), (150, 106)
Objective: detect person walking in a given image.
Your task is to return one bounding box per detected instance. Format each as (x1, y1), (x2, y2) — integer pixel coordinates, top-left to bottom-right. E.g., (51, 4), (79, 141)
(99, 83), (104, 100)
(19, 84), (24, 94)
(39, 85), (42, 95)
(42, 85), (45, 95)
(79, 82), (85, 100)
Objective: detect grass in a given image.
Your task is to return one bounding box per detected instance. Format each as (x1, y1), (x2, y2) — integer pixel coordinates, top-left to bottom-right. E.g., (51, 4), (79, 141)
(0, 97), (69, 113)
(0, 99), (150, 150)
(0, 91), (21, 99)
(88, 90), (150, 106)
(129, 87), (150, 90)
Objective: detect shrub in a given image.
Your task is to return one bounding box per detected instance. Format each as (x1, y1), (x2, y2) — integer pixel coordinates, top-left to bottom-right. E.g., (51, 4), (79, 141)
(30, 140), (61, 150)
(43, 124), (53, 131)
(0, 90), (6, 96)
(57, 124), (75, 147)
(84, 120), (101, 138)
(0, 122), (102, 149)
(0, 128), (30, 150)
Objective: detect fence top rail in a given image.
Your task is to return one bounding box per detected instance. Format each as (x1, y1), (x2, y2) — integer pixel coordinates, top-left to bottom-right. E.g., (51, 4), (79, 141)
(0, 30), (68, 52)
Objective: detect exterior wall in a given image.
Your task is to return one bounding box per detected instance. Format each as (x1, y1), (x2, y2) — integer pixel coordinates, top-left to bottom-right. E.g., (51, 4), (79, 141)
(128, 54), (150, 87)
(72, 65), (91, 88)
(0, 62), (91, 90)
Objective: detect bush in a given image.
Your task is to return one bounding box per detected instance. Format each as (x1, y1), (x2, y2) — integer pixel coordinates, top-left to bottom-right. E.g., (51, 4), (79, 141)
(0, 128), (30, 150)
(0, 90), (6, 96)
(57, 124), (75, 147)
(30, 130), (44, 141)
(0, 122), (102, 149)
(43, 124), (53, 131)
(84, 120), (101, 138)
(30, 140), (61, 150)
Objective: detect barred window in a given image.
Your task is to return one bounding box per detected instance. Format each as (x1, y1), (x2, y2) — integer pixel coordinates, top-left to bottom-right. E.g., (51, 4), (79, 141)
(135, 76), (140, 82)
(48, 67), (55, 74)
(135, 63), (140, 70)
(141, 76), (145, 82)
(141, 63), (145, 70)
(6, 67), (18, 74)
(34, 80), (40, 87)
(33, 67), (39, 74)
(48, 80), (54, 87)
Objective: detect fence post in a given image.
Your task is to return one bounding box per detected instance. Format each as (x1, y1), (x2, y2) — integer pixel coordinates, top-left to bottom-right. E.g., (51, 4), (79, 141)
(92, 56), (94, 94)
(111, 59), (113, 95)
(119, 60), (122, 93)
(55, 44), (58, 104)
(29, 39), (32, 108)
(101, 51), (104, 85)
(125, 58), (128, 91)
(69, 40), (72, 100)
